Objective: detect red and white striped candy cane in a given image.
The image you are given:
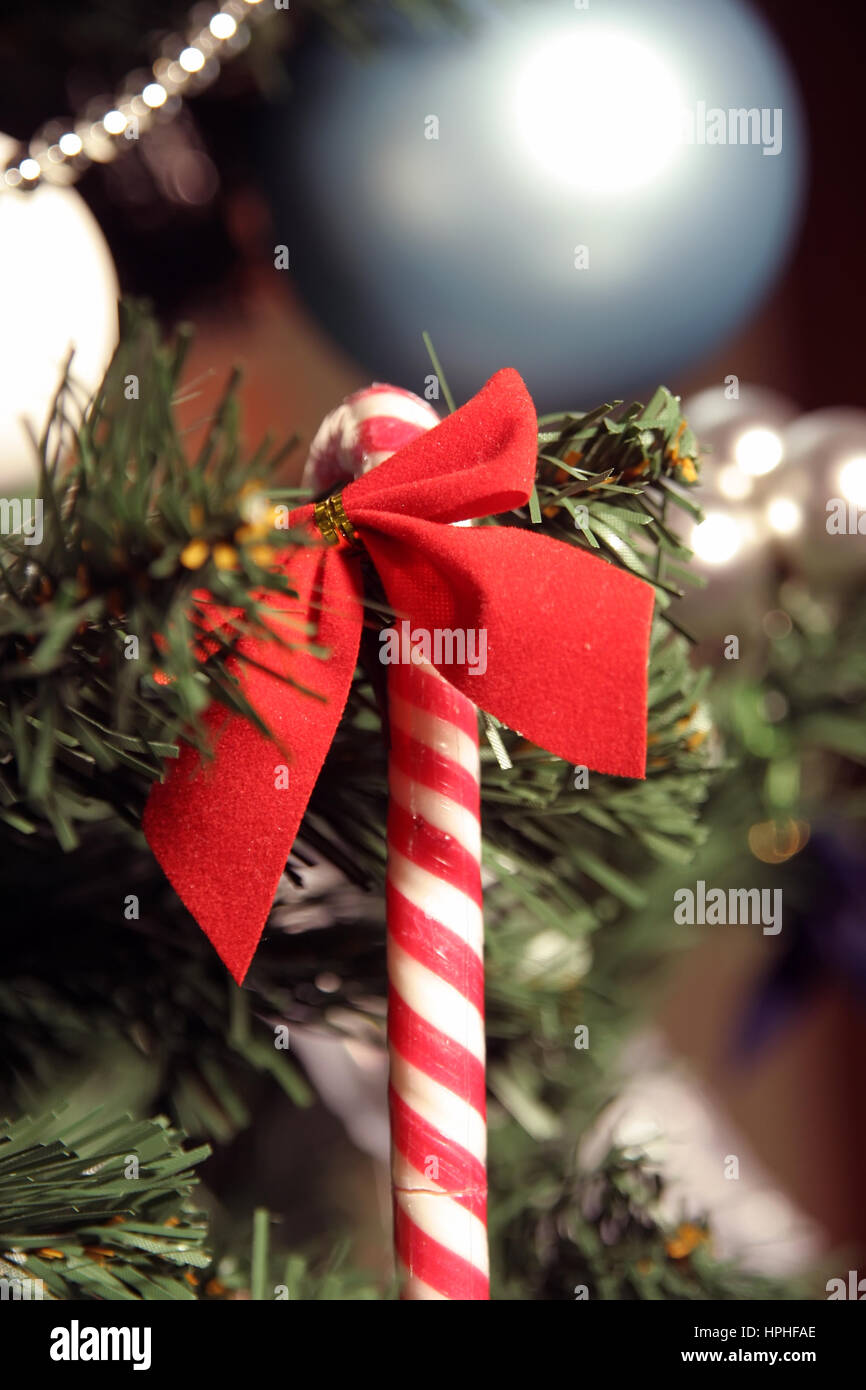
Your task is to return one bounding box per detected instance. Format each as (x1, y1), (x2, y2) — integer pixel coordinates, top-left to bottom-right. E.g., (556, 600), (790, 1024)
(386, 655), (487, 1299)
(303, 384), (489, 1301)
(305, 383), (441, 496)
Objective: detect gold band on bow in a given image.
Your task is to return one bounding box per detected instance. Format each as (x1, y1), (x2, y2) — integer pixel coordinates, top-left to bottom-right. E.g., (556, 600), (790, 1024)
(313, 491), (358, 546)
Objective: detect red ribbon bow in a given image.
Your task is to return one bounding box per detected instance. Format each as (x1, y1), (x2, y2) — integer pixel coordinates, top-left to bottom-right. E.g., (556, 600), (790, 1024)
(143, 369), (655, 982)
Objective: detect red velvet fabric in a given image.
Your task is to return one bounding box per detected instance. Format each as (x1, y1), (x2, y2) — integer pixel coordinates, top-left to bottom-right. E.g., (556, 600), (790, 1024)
(143, 369), (655, 981)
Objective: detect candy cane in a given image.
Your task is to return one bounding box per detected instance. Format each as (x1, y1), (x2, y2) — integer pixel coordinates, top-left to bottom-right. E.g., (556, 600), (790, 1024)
(303, 385), (489, 1300)
(386, 655), (488, 1299)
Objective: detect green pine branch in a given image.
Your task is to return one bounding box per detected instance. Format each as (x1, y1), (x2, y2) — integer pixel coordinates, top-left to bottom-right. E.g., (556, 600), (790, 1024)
(0, 303), (319, 849)
(0, 1110), (210, 1300)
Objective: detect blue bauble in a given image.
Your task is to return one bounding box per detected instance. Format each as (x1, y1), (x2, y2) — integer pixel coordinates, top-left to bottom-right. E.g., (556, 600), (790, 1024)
(266, 0), (806, 410)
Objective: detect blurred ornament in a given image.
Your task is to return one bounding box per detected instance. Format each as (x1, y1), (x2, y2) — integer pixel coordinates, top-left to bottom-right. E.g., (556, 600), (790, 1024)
(674, 384), (813, 639)
(269, 0), (805, 409)
(771, 408), (866, 576)
(0, 0), (265, 193)
(515, 928), (593, 991)
(782, 408), (866, 479)
(138, 113), (220, 210)
(0, 134), (118, 491)
(290, 1029), (390, 1165)
(683, 384), (799, 505)
(747, 818), (810, 865)
(691, 508), (759, 569)
(669, 497), (773, 642)
(580, 1030), (822, 1276)
(683, 397), (866, 581)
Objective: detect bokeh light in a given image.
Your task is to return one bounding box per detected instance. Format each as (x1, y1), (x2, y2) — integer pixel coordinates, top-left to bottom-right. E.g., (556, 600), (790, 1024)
(838, 454), (866, 505)
(766, 496), (802, 535)
(735, 426), (784, 476)
(692, 512), (747, 565)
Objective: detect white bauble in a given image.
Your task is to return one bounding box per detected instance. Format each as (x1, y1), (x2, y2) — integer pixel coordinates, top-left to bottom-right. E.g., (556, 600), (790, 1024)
(683, 384), (799, 507)
(515, 928), (593, 991)
(579, 1031), (821, 1277)
(0, 133), (118, 491)
(673, 386), (798, 640)
(781, 408), (866, 498)
(774, 408), (866, 577)
(666, 492), (773, 645)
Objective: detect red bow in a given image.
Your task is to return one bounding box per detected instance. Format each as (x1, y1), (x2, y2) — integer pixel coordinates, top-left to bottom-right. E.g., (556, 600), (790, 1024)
(143, 369), (654, 982)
